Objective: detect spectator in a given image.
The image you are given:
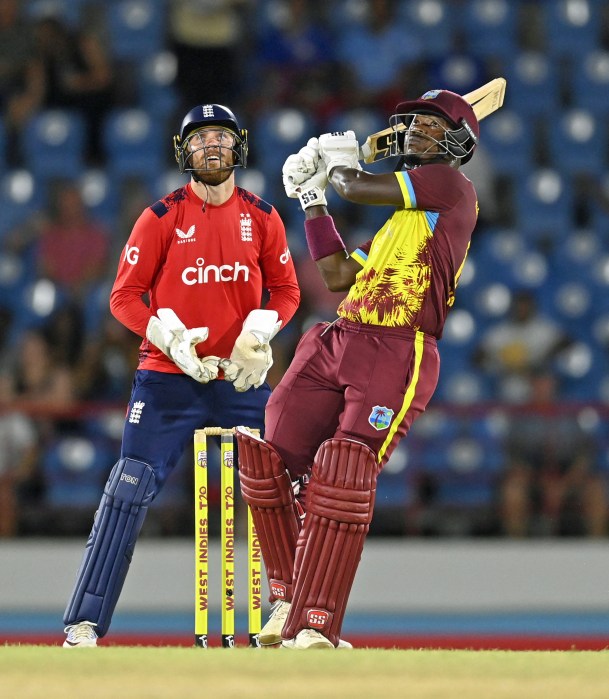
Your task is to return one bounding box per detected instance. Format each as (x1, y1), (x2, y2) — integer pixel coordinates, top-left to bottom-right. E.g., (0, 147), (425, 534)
(253, 0), (336, 113)
(501, 370), (607, 537)
(32, 12), (114, 165)
(335, 0), (422, 110)
(0, 0), (45, 166)
(75, 312), (140, 402)
(169, 0), (250, 111)
(8, 179), (111, 301)
(0, 327), (78, 535)
(474, 290), (573, 401)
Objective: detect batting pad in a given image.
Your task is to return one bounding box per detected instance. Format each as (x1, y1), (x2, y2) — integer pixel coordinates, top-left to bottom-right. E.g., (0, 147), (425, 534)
(63, 458), (156, 636)
(236, 428), (300, 602)
(283, 438), (379, 646)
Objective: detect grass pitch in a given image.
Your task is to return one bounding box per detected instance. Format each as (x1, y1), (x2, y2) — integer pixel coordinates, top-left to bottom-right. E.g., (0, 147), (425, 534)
(3, 646), (609, 699)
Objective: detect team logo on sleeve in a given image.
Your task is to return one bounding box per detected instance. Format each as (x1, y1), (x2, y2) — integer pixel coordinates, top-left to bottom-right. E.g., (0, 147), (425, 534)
(368, 406), (394, 431)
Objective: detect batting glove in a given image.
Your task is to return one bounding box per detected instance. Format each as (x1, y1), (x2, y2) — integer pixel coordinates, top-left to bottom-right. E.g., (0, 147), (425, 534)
(295, 159), (328, 210)
(319, 130), (362, 177)
(146, 308), (220, 383)
(220, 309), (281, 392)
(282, 137), (321, 198)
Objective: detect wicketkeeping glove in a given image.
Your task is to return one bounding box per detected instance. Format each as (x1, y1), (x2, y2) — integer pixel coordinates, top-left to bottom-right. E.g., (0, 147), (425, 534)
(146, 308), (220, 383)
(319, 130), (362, 177)
(220, 309), (282, 392)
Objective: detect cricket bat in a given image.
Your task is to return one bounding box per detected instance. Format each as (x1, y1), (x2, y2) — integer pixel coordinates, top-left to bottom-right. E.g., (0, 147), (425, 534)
(359, 77), (506, 164)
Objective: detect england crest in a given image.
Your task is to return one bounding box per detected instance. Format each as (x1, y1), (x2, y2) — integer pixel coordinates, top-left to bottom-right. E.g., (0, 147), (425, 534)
(368, 405), (394, 431)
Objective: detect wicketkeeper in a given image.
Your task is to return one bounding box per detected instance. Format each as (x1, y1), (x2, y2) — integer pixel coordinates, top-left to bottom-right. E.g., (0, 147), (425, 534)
(237, 89), (482, 649)
(62, 103), (300, 647)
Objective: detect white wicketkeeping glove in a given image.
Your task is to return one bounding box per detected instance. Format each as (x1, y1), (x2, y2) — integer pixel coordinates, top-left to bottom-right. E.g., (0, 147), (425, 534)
(220, 309), (282, 392)
(319, 130), (362, 177)
(146, 308), (220, 383)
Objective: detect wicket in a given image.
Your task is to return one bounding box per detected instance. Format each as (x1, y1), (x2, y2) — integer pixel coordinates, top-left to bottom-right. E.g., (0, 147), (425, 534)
(194, 427), (262, 648)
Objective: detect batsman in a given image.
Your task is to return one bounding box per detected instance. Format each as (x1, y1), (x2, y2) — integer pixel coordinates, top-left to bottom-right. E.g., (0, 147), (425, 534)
(237, 87), (496, 649)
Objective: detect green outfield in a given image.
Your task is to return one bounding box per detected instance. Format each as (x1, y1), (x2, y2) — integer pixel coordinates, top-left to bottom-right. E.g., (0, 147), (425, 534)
(2, 646), (609, 698)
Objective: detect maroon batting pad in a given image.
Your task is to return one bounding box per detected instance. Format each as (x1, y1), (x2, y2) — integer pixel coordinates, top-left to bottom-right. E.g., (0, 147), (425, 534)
(283, 438), (379, 646)
(236, 428), (301, 602)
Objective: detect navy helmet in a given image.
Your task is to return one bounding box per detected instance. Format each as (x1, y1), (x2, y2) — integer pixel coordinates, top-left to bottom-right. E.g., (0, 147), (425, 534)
(173, 104), (248, 174)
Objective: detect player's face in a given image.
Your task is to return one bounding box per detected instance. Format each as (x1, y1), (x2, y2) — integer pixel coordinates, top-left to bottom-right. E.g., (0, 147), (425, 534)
(404, 114), (451, 160)
(187, 127), (237, 185)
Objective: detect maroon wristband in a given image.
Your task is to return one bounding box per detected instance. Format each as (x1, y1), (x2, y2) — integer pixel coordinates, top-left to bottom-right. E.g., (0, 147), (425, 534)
(304, 215), (347, 261)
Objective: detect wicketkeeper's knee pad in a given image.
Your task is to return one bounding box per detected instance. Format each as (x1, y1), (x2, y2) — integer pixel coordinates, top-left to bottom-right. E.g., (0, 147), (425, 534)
(284, 438), (380, 646)
(63, 458), (156, 636)
(236, 426), (300, 602)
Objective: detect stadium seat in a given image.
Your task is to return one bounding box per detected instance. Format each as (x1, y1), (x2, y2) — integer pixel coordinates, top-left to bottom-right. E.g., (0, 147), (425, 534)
(0, 170), (40, 242)
(399, 0), (455, 59)
(102, 108), (168, 184)
(138, 51), (179, 118)
(480, 109), (534, 175)
(547, 108), (607, 176)
(459, 0), (518, 59)
(106, 0), (167, 60)
(512, 168), (573, 238)
(570, 51), (609, 114)
(42, 436), (113, 509)
(503, 52), (561, 119)
(250, 107), (316, 203)
(542, 0), (603, 57)
(21, 110), (86, 180)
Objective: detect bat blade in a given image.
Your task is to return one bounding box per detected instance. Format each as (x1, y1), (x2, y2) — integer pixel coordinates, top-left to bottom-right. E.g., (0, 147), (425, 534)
(360, 77), (506, 163)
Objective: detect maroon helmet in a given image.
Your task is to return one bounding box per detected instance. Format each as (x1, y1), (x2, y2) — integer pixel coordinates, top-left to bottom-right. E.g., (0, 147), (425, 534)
(393, 89), (479, 164)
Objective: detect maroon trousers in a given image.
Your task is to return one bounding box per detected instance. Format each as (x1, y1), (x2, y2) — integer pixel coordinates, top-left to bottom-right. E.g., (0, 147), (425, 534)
(265, 318), (440, 478)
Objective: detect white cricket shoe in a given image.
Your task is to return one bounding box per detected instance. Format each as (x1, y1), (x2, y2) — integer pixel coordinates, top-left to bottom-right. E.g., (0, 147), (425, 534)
(260, 600), (291, 645)
(63, 621), (98, 648)
(281, 629), (334, 650)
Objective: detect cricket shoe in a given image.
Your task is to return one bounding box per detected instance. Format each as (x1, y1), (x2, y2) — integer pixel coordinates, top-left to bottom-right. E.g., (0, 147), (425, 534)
(261, 602), (353, 648)
(282, 629), (342, 650)
(63, 621), (98, 648)
(260, 600), (291, 645)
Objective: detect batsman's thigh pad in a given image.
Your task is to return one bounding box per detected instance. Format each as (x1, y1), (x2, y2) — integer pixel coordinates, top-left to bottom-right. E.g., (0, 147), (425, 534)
(284, 438), (379, 646)
(63, 458), (156, 636)
(236, 427), (300, 601)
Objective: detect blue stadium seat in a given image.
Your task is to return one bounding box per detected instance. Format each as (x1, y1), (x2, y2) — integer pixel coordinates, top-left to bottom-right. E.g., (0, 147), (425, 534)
(542, 0), (603, 57)
(512, 168), (573, 238)
(570, 51), (609, 115)
(250, 108), (319, 182)
(107, 0), (167, 60)
(0, 170), (40, 242)
(547, 108), (607, 176)
(398, 0), (456, 59)
(503, 52), (561, 119)
(459, 0), (518, 59)
(138, 51), (179, 118)
(42, 436), (113, 509)
(479, 110), (534, 175)
(21, 110), (86, 180)
(102, 108), (167, 184)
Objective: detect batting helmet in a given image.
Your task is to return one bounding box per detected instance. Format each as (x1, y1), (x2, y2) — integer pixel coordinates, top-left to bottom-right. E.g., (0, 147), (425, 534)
(173, 104), (248, 173)
(393, 90), (479, 164)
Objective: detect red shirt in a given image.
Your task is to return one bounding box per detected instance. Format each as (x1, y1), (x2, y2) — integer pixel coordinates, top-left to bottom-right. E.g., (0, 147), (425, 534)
(110, 183), (300, 373)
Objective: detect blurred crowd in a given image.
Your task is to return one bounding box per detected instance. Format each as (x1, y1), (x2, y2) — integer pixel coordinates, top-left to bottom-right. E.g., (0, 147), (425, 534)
(1, 0), (609, 539)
